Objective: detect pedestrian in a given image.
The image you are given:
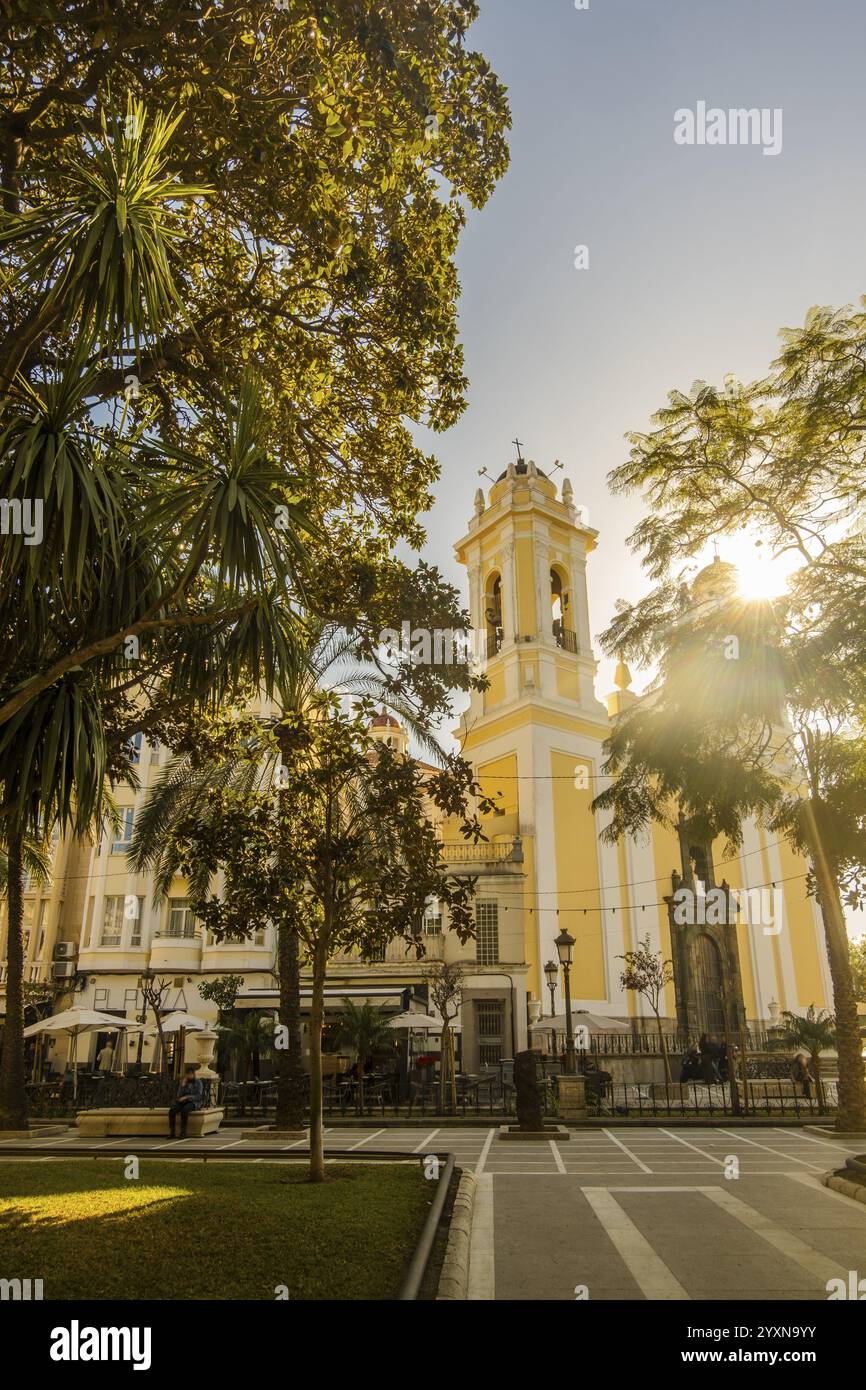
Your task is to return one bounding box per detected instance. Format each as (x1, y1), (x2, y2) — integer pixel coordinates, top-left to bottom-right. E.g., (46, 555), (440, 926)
(791, 1052), (812, 1099)
(699, 1032), (717, 1083)
(96, 1040), (115, 1073)
(168, 1064), (204, 1138)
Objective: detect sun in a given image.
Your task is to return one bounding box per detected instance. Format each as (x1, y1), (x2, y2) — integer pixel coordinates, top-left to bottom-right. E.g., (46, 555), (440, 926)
(735, 552), (789, 601)
(724, 538), (796, 602)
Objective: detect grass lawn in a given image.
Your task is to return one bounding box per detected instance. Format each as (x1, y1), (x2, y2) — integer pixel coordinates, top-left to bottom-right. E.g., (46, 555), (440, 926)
(0, 1159), (433, 1300)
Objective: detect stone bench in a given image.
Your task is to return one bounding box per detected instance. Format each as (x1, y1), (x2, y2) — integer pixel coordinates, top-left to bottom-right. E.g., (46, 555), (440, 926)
(76, 1107), (224, 1138)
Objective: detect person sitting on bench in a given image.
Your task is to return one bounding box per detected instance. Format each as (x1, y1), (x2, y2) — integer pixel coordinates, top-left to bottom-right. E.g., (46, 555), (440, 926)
(169, 1065), (203, 1138)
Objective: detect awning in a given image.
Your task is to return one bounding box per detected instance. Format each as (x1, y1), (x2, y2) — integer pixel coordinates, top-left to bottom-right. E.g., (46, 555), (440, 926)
(238, 986), (412, 1013)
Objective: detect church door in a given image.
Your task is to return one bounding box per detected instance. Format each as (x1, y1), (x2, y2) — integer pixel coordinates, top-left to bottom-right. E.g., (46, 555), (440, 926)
(694, 934), (726, 1037)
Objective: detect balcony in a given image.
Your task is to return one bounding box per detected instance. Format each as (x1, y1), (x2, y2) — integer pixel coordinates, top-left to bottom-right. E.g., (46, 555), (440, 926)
(440, 838), (522, 867)
(553, 622), (578, 653)
(149, 930), (203, 972)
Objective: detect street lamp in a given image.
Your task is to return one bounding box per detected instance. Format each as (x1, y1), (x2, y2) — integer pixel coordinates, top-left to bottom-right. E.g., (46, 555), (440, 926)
(555, 928), (576, 1075)
(543, 960), (558, 1017)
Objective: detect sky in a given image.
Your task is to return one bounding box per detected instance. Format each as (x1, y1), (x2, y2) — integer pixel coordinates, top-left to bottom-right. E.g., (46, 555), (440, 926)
(410, 0), (866, 936)
(414, 0), (866, 693)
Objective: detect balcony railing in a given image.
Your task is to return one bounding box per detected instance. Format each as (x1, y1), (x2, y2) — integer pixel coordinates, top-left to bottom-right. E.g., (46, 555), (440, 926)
(440, 839), (518, 865)
(553, 622), (578, 653)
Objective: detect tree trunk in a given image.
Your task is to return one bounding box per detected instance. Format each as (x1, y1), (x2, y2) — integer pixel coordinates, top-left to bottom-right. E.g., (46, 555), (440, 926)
(308, 940), (327, 1183)
(802, 805), (866, 1131)
(275, 924), (305, 1131)
(0, 832), (28, 1130)
(655, 1011), (672, 1086)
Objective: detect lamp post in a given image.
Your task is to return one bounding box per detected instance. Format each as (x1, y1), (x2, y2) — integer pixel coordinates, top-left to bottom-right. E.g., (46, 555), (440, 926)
(544, 960), (558, 1017)
(555, 928), (576, 1075)
(544, 959), (559, 1061)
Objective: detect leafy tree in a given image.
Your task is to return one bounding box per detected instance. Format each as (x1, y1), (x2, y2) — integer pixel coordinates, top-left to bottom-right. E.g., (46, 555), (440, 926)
(197, 973), (244, 1076)
(331, 1000), (395, 1114)
(618, 935), (675, 1088)
(595, 305), (866, 1133)
(0, 0), (508, 1129)
(850, 937), (866, 1005)
(426, 960), (464, 1111)
(166, 694), (490, 1181)
(779, 1005), (837, 1116)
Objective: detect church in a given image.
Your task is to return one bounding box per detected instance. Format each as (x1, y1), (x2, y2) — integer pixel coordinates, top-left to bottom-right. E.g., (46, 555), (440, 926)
(3, 456), (833, 1079)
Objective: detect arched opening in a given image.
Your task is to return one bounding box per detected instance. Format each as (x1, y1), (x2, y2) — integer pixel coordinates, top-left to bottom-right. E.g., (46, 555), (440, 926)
(485, 572), (503, 656)
(694, 934), (726, 1037)
(550, 566), (576, 652)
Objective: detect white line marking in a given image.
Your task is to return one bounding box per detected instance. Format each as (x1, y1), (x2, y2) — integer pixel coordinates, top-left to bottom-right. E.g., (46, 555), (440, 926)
(474, 1128), (495, 1177)
(214, 1139), (245, 1151)
(700, 1186), (845, 1285)
(348, 1128), (386, 1150)
(581, 1188), (690, 1299)
(602, 1128), (652, 1173)
(659, 1128), (726, 1166)
(468, 1173), (495, 1300)
(413, 1129), (440, 1154)
(718, 1128), (823, 1170)
(549, 1141), (567, 1174)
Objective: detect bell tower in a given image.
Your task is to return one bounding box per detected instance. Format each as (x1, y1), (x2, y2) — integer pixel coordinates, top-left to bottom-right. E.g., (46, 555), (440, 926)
(453, 454), (617, 1014)
(455, 456), (607, 724)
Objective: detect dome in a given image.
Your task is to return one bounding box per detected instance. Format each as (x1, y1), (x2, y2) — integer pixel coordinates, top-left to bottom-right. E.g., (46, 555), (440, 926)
(496, 459), (547, 482)
(690, 556), (738, 602)
(369, 709), (403, 730)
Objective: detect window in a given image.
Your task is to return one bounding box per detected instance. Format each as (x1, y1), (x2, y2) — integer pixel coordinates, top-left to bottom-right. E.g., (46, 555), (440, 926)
(423, 899), (443, 935)
(476, 999), (504, 1066)
(128, 897), (143, 947)
(475, 900), (499, 965)
(127, 731), (143, 765)
(111, 807), (135, 855)
(166, 899), (196, 939)
(124, 988), (140, 1015)
(94, 988), (109, 1011)
(101, 897), (125, 946)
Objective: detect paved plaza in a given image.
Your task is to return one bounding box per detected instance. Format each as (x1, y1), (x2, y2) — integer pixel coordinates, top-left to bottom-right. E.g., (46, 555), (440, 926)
(3, 1125), (864, 1301)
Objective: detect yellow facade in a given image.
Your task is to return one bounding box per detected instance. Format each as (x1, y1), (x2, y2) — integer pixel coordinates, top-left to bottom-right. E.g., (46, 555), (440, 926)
(454, 456), (832, 1029)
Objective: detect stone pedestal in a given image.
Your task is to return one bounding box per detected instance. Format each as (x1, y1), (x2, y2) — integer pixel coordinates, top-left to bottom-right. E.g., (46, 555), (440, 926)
(557, 1075), (587, 1122)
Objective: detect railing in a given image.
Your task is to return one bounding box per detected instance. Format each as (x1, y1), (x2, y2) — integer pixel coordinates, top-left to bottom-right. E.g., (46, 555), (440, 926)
(582, 1078), (838, 1119)
(554, 624), (578, 653)
(440, 839), (517, 864)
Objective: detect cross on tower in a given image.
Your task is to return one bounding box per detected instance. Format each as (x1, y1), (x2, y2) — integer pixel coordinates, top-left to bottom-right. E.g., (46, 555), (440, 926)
(512, 437), (524, 463)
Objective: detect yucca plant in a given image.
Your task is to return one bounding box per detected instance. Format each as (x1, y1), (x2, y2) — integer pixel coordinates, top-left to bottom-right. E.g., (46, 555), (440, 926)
(0, 97), (208, 378)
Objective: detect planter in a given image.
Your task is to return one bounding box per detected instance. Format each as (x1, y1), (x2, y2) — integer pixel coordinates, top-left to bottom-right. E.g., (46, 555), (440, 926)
(240, 1125), (308, 1141)
(498, 1124), (570, 1142)
(76, 1106), (224, 1137)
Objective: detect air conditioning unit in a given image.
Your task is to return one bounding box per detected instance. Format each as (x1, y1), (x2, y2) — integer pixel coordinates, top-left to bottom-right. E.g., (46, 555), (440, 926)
(53, 942), (78, 960)
(52, 961), (78, 980)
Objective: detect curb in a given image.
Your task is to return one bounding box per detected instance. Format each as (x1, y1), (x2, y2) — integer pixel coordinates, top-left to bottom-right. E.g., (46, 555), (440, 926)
(436, 1170), (476, 1301)
(821, 1172), (866, 1204)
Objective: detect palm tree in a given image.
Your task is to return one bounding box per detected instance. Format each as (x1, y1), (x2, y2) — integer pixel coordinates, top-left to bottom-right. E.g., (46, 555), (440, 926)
(0, 97), (313, 1129)
(780, 1005), (837, 1116)
(331, 1001), (395, 1114)
(0, 833), (52, 1128)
